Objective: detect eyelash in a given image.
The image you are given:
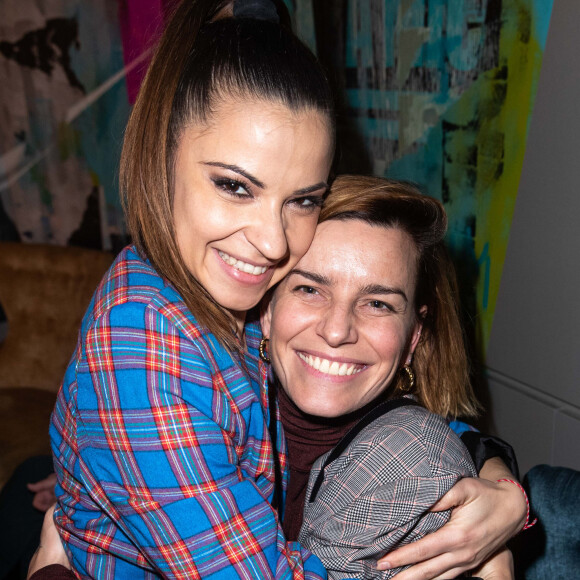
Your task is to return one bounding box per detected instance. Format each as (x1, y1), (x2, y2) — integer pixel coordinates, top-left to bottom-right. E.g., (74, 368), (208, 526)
(289, 196), (324, 211)
(212, 177), (323, 210)
(294, 285), (319, 295)
(292, 286), (398, 314)
(367, 300), (398, 314)
(212, 177), (251, 198)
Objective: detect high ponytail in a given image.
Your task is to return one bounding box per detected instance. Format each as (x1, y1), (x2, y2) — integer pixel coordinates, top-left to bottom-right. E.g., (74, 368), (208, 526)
(120, 0), (334, 352)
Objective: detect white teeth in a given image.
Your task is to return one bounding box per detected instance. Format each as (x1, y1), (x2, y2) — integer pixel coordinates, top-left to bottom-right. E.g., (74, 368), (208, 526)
(298, 353), (363, 377)
(219, 251), (268, 275)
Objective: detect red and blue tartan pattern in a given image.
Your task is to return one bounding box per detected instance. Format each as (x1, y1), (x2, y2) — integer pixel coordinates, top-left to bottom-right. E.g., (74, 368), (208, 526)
(50, 246), (326, 579)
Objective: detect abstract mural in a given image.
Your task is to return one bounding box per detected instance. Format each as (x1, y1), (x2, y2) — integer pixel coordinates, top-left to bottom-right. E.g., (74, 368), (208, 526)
(0, 1), (129, 249)
(0, 0), (169, 251)
(306, 0), (553, 353)
(1, 0), (554, 355)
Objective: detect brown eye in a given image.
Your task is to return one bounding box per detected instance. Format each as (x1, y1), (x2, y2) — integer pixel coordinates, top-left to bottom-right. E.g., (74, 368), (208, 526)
(288, 196), (324, 210)
(212, 178), (251, 198)
(294, 285), (318, 295)
(368, 300), (394, 312)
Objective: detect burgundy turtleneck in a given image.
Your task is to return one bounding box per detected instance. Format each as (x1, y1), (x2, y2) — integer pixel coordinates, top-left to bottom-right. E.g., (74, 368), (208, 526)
(277, 384), (383, 540)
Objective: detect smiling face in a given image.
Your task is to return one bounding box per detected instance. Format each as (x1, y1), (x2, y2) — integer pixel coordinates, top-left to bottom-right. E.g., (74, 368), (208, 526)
(263, 219), (424, 418)
(173, 97), (333, 330)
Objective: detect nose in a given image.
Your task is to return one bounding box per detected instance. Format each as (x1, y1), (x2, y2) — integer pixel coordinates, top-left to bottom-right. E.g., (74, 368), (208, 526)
(316, 301), (358, 348)
(245, 205), (289, 262)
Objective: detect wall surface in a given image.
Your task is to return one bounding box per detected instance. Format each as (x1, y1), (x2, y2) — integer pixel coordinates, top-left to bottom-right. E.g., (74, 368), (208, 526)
(486, 0), (580, 475)
(317, 0), (553, 352)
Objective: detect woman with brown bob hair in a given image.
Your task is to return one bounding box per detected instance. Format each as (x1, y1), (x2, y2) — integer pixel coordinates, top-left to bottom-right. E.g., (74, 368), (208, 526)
(319, 175), (476, 419)
(263, 175), (524, 578)
(30, 1), (527, 578)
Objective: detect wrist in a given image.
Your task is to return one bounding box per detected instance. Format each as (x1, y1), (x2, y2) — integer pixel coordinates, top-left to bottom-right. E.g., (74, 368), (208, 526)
(496, 478), (537, 532)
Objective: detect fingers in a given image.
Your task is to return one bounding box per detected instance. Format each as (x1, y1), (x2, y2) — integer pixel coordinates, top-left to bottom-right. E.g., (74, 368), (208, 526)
(376, 533), (443, 571)
(377, 522), (472, 571)
(27, 505), (71, 578)
(376, 478), (523, 579)
(27, 473), (57, 493)
(32, 490), (56, 512)
(471, 548), (514, 580)
(379, 551), (473, 580)
(428, 486), (462, 513)
(28, 474), (58, 512)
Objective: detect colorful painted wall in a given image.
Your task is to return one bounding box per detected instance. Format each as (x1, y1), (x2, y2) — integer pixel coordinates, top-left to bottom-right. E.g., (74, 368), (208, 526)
(306, 0), (553, 353)
(0, 0), (553, 355)
(0, 0), (170, 251)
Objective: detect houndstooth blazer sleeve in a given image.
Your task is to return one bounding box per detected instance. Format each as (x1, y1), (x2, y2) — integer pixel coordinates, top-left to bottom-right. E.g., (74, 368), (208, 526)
(298, 404), (478, 579)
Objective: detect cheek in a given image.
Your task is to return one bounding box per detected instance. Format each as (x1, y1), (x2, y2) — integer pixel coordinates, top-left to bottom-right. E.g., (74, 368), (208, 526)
(269, 299), (308, 359)
(269, 307), (295, 355)
(368, 325), (410, 367)
(268, 217), (319, 288)
(287, 213), (320, 258)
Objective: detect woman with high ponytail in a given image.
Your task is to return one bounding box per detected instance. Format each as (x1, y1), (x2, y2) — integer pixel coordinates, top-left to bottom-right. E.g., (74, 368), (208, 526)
(47, 1), (336, 576)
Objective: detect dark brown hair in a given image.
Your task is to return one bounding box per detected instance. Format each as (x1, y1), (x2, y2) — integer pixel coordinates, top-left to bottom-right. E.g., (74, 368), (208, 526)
(320, 175), (479, 418)
(120, 0), (335, 351)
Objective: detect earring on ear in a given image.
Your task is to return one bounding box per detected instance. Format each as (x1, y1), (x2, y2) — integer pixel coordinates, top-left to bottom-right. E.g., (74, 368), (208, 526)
(401, 364), (415, 392)
(259, 338), (271, 364)
(399, 351), (415, 392)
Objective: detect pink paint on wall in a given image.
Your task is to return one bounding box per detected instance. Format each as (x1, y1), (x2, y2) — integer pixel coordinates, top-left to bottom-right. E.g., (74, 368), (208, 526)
(118, 0), (171, 103)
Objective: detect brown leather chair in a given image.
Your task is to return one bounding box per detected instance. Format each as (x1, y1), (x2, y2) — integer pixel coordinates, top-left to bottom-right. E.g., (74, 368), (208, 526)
(0, 242), (113, 487)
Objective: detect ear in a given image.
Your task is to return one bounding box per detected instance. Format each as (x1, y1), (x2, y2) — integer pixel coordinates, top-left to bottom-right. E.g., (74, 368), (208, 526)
(260, 291), (274, 338)
(406, 305), (427, 363)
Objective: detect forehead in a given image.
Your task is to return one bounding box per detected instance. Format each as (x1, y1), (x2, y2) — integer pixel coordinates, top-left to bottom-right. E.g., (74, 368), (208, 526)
(176, 96), (333, 175)
(293, 220), (418, 287)
(185, 96), (331, 144)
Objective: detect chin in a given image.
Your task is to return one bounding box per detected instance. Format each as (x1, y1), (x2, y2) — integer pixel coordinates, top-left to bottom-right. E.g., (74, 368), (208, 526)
(218, 294), (263, 313)
(297, 397), (345, 419)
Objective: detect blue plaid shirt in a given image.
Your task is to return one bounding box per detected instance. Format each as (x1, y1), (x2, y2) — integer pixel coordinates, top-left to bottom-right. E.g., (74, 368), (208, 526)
(50, 246), (326, 579)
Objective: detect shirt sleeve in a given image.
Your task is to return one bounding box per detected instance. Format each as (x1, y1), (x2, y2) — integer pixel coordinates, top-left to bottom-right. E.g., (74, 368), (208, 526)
(299, 410), (477, 579)
(51, 300), (326, 579)
(447, 420), (519, 477)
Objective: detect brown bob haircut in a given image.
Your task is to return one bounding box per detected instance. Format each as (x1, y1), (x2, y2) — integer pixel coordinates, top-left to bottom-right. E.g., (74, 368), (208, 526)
(120, 0), (335, 352)
(320, 175), (479, 419)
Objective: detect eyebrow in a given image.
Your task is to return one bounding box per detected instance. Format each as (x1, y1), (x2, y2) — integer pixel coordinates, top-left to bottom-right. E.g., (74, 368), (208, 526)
(203, 162), (265, 189)
(294, 182), (329, 196)
(289, 270), (408, 302)
(359, 283), (408, 303)
(288, 269), (331, 286)
(203, 162), (328, 196)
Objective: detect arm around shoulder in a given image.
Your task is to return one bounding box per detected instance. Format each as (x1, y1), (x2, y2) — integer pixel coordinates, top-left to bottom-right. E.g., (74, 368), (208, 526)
(52, 298), (325, 579)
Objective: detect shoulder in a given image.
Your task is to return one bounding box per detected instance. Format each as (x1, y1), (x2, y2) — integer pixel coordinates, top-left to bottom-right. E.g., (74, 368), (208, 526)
(334, 403), (476, 479)
(91, 246), (174, 315)
(349, 403), (444, 446)
(84, 246), (208, 340)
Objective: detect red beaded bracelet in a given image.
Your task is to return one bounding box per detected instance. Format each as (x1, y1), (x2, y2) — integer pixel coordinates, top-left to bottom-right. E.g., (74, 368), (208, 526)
(497, 478), (537, 531)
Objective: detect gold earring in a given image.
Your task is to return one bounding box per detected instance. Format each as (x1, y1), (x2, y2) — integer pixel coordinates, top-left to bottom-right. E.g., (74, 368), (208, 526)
(401, 364), (415, 392)
(259, 338), (271, 364)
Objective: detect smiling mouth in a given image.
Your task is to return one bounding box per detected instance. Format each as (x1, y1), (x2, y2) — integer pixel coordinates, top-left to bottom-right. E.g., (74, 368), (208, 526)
(297, 352), (365, 376)
(218, 251), (269, 276)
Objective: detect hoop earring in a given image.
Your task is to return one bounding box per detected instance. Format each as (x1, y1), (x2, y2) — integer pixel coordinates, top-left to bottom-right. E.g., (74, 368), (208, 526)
(401, 364), (415, 392)
(259, 338), (271, 364)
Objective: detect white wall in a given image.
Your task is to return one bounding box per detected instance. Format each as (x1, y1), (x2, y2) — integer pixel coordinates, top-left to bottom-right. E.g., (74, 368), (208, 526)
(485, 0), (580, 476)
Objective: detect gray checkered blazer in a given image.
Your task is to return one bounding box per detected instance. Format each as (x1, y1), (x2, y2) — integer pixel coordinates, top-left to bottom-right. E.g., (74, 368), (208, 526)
(299, 403), (477, 579)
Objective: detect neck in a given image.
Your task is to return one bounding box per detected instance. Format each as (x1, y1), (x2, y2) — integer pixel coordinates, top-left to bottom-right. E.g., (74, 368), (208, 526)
(277, 381), (387, 540)
(228, 309), (247, 337)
